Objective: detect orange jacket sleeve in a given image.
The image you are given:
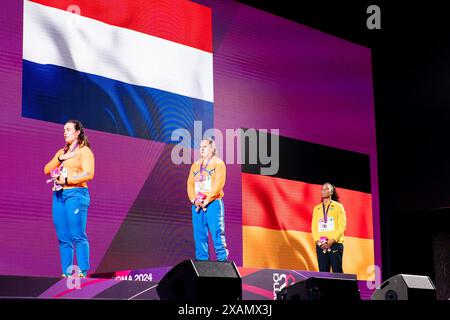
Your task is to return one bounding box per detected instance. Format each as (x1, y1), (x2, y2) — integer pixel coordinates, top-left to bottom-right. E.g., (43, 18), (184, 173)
(44, 149), (64, 175)
(205, 161), (226, 203)
(67, 147), (95, 185)
(187, 163), (196, 202)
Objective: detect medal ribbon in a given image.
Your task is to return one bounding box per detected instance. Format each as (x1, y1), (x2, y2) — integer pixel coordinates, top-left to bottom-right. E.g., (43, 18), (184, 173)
(322, 200), (332, 223)
(199, 158), (211, 180)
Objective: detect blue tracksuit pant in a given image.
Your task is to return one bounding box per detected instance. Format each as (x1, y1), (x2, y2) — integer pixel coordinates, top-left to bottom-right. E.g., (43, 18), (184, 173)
(52, 188), (90, 276)
(192, 199), (228, 261)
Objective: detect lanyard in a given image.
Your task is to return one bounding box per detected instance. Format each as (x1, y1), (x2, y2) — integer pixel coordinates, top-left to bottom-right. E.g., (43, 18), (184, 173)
(200, 158), (211, 176)
(68, 141), (79, 153)
(59, 142), (78, 168)
(62, 142), (79, 159)
(322, 200), (332, 223)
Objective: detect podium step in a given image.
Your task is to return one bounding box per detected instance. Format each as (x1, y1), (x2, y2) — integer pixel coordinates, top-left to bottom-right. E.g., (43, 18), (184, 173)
(90, 266), (372, 300)
(0, 268), (373, 300)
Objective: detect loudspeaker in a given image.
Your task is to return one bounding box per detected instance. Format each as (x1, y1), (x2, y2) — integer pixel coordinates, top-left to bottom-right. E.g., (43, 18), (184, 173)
(277, 276), (360, 301)
(156, 259), (242, 301)
(370, 274), (436, 300)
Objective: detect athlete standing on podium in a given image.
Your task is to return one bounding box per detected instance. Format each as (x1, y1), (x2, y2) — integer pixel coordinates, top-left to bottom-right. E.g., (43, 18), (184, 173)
(311, 183), (347, 273)
(187, 138), (228, 261)
(44, 120), (94, 278)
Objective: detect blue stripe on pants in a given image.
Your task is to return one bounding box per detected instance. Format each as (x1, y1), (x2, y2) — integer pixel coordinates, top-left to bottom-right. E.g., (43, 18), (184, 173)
(192, 199), (228, 261)
(52, 188), (90, 275)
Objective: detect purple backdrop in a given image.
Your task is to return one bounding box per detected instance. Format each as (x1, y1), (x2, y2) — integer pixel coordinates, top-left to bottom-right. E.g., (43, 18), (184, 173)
(0, 0), (379, 282)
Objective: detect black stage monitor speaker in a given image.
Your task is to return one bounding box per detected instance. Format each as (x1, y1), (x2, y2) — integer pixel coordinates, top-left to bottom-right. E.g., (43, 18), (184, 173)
(156, 259), (242, 301)
(370, 274), (436, 300)
(277, 276), (360, 301)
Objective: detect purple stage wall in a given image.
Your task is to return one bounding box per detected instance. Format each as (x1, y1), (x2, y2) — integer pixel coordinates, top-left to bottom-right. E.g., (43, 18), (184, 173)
(0, 0), (379, 283)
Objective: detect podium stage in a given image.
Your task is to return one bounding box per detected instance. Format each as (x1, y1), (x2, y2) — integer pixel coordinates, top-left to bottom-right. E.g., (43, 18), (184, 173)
(0, 267), (373, 300)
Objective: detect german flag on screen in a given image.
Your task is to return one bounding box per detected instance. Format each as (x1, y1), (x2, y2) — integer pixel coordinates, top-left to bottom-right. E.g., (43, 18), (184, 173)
(241, 131), (374, 280)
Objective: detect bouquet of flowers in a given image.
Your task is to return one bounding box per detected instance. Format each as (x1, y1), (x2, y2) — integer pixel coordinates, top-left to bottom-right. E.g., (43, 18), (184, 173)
(320, 236), (332, 254)
(46, 166), (67, 191)
(194, 192), (207, 212)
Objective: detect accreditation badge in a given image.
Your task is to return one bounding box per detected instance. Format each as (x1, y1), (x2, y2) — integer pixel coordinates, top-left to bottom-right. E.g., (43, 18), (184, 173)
(318, 217), (335, 232)
(195, 175), (212, 193)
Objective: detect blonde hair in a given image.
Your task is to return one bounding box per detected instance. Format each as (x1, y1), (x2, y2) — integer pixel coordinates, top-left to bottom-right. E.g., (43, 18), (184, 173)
(203, 137), (216, 156)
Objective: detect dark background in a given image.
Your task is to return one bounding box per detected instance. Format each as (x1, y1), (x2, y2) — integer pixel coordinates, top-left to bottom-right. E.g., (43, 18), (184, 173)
(237, 0), (450, 299)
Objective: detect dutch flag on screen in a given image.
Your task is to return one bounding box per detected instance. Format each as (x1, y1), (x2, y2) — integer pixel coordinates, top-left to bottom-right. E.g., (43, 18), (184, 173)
(22, 0), (214, 142)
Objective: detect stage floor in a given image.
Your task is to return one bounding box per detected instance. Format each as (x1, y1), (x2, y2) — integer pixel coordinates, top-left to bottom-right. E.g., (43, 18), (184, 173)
(0, 266), (374, 300)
